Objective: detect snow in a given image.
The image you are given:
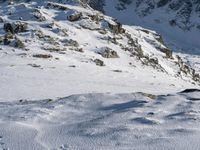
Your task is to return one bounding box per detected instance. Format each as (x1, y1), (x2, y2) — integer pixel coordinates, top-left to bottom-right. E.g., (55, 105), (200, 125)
(1, 91), (200, 149)
(0, 1), (200, 149)
(102, 0), (200, 55)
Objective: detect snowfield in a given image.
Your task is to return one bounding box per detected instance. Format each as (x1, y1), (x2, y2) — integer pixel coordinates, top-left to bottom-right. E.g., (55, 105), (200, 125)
(0, 0), (200, 150)
(1, 91), (200, 150)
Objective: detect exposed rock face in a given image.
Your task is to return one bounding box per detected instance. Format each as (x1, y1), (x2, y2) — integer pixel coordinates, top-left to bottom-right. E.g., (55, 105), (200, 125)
(108, 21), (125, 34)
(89, 0), (200, 31)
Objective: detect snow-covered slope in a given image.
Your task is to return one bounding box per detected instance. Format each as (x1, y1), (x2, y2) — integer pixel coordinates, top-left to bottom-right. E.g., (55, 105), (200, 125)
(1, 90), (200, 149)
(0, 1), (200, 150)
(89, 0), (200, 54)
(0, 0), (199, 101)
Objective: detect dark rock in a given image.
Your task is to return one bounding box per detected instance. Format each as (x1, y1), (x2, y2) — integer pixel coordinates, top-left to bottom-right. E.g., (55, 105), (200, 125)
(4, 22), (28, 34)
(33, 54), (53, 59)
(4, 23), (14, 34)
(108, 21), (125, 34)
(94, 59), (105, 66)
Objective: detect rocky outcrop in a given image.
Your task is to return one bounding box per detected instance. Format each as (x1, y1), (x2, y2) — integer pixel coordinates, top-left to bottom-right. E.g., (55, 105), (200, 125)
(67, 10), (82, 22)
(4, 22), (28, 34)
(98, 47), (119, 58)
(107, 21), (125, 34)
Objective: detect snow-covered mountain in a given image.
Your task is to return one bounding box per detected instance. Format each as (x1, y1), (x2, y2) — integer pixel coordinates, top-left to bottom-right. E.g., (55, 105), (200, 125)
(0, 1), (200, 150)
(0, 0), (199, 100)
(89, 0), (200, 54)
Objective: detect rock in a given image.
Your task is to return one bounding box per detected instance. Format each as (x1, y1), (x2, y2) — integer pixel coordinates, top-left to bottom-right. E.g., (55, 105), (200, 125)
(159, 47), (173, 59)
(0, 36), (3, 44)
(3, 33), (14, 45)
(28, 64), (41, 68)
(0, 17), (4, 23)
(108, 21), (125, 34)
(33, 54), (53, 59)
(89, 14), (103, 24)
(67, 10), (82, 22)
(63, 39), (79, 47)
(94, 59), (105, 66)
(46, 2), (69, 10)
(4, 22), (28, 34)
(14, 22), (28, 33)
(13, 38), (25, 49)
(33, 9), (46, 22)
(4, 23), (14, 34)
(99, 47), (119, 58)
(149, 57), (158, 65)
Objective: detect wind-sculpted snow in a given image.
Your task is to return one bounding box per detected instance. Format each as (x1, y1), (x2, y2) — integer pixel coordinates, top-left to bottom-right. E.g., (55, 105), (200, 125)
(0, 91), (200, 149)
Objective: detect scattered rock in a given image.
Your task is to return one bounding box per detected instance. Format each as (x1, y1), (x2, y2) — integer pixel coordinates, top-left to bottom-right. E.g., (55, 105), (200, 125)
(89, 14), (103, 24)
(28, 64), (41, 68)
(4, 22), (28, 34)
(63, 39), (79, 47)
(94, 59), (105, 66)
(13, 38), (25, 49)
(160, 47), (173, 59)
(108, 21), (125, 34)
(141, 93), (157, 100)
(67, 10), (82, 22)
(33, 54), (53, 59)
(46, 2), (69, 10)
(98, 47), (119, 58)
(113, 69), (122, 73)
(33, 9), (46, 21)
(3, 33), (14, 45)
(69, 65), (76, 68)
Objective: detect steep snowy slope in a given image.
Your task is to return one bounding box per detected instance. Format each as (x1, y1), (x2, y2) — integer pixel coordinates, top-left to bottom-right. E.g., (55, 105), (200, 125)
(89, 0), (200, 54)
(0, 0), (199, 101)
